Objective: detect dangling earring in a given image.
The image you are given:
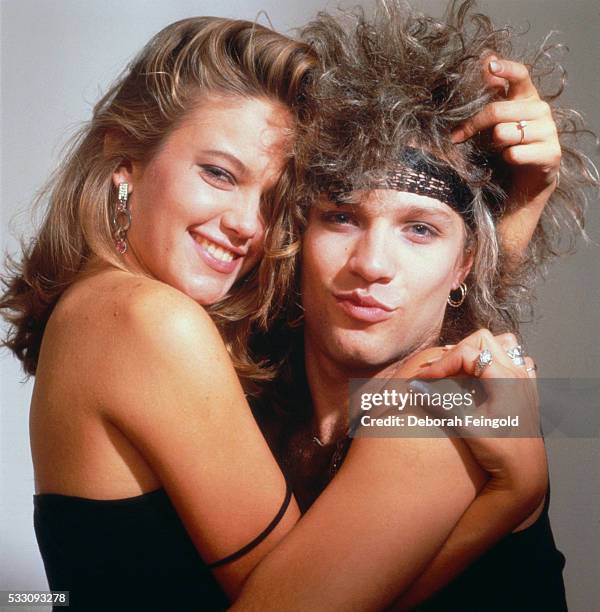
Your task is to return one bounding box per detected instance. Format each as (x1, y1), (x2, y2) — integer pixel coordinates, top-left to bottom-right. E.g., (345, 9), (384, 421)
(447, 282), (467, 308)
(112, 181), (131, 254)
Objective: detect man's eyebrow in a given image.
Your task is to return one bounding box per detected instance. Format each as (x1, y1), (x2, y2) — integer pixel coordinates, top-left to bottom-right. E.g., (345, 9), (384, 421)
(200, 149), (248, 175)
(397, 204), (455, 223)
(320, 195), (458, 222)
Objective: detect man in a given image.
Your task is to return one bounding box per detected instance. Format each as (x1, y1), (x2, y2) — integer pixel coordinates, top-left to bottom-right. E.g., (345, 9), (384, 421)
(237, 2), (585, 609)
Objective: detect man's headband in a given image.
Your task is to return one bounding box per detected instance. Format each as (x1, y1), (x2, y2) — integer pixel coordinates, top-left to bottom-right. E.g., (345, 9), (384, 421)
(329, 147), (476, 227)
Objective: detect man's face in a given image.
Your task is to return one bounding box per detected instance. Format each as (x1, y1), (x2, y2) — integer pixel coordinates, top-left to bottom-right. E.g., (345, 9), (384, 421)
(301, 190), (472, 372)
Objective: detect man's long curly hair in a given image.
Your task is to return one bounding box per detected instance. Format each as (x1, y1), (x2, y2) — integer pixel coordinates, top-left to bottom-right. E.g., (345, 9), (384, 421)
(253, 0), (598, 412)
(269, 0), (596, 345)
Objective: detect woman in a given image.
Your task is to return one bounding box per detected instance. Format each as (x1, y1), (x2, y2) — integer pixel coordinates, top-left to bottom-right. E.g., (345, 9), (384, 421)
(2, 18), (312, 609)
(0, 5), (587, 611)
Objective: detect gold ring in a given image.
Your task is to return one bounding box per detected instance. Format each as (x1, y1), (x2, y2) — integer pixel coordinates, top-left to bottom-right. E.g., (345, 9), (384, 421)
(516, 120), (527, 145)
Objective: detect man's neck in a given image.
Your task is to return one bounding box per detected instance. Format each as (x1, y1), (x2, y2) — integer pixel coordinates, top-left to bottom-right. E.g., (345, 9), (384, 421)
(304, 338), (398, 445)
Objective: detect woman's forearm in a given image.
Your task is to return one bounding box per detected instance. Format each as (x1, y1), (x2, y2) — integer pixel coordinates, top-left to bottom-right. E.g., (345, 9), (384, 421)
(231, 433), (485, 610)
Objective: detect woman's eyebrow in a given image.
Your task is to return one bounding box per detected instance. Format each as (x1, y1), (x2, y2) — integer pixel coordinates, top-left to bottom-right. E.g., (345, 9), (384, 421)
(200, 149), (248, 175)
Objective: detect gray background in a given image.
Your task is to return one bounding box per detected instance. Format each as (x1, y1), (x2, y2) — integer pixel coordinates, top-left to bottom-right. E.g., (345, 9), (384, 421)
(1, 1), (598, 610)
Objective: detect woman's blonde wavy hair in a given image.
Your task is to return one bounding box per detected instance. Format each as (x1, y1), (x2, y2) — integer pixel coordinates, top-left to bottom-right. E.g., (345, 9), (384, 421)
(1, 17), (316, 383)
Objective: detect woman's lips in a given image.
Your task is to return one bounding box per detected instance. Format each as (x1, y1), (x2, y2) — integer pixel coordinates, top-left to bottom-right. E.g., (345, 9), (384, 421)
(190, 233), (240, 274)
(334, 295), (396, 323)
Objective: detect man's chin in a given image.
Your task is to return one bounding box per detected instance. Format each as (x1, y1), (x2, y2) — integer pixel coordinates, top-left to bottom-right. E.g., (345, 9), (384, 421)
(329, 340), (404, 374)
(329, 332), (439, 375)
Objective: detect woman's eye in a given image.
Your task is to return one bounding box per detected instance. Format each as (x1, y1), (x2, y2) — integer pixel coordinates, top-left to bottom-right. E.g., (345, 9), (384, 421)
(200, 165), (235, 186)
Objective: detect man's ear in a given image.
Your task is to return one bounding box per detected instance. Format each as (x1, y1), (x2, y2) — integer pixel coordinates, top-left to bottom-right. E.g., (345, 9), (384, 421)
(453, 246), (474, 289)
(104, 130), (135, 191)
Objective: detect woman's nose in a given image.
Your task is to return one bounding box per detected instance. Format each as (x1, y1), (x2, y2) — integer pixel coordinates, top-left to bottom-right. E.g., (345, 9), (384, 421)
(220, 192), (262, 243)
(347, 228), (395, 284)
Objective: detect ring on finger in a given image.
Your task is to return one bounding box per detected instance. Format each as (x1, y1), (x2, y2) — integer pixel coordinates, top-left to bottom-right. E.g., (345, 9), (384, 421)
(526, 363), (538, 373)
(516, 120), (527, 145)
(506, 345), (526, 367)
(474, 348), (493, 377)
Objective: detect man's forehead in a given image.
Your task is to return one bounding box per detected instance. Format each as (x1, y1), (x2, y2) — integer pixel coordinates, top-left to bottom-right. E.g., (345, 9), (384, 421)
(363, 189), (453, 211)
(318, 147), (476, 227)
(323, 189), (458, 220)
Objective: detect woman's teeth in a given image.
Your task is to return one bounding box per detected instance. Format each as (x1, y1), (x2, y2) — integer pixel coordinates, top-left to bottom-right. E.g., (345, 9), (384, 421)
(195, 237), (235, 263)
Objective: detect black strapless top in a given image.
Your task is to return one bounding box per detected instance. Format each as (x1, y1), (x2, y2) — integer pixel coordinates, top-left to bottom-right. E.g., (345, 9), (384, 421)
(33, 488), (229, 611)
(34, 480), (567, 611)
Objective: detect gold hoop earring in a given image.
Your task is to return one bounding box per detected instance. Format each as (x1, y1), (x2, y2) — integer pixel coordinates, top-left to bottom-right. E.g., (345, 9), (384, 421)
(448, 282), (467, 308)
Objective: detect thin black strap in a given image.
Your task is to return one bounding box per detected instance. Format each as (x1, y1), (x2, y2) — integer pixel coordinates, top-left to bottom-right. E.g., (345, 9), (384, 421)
(207, 479), (292, 569)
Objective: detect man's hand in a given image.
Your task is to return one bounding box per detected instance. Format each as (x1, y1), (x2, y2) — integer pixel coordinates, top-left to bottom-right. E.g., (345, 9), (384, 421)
(453, 57), (561, 192)
(453, 57), (561, 257)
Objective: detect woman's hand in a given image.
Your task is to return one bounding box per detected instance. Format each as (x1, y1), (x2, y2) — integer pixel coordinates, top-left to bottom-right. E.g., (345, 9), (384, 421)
(453, 57), (561, 257)
(412, 329), (545, 498)
(454, 57), (561, 188)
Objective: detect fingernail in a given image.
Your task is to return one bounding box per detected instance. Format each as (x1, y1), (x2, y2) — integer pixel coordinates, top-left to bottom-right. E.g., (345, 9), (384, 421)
(489, 60), (501, 74)
(408, 380), (433, 395)
(451, 129), (464, 143)
(444, 344), (455, 349)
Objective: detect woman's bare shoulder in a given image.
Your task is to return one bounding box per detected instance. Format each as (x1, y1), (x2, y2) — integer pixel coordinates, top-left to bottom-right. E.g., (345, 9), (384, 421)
(46, 269), (232, 404)
(110, 274), (229, 371)
(57, 269), (220, 347)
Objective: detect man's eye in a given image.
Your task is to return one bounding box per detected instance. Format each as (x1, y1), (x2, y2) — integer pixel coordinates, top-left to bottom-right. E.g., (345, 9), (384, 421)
(321, 211), (356, 225)
(200, 165), (235, 185)
(408, 223), (438, 239)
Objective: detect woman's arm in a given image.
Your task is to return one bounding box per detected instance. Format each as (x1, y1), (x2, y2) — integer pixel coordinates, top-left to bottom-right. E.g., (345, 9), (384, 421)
(391, 334), (547, 609)
(453, 58), (561, 259)
(97, 278), (300, 599)
(233, 432), (486, 611)
(97, 279), (476, 608)
(99, 283), (542, 608)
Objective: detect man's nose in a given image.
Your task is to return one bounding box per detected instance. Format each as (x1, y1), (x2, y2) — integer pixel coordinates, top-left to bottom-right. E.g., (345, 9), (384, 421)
(220, 191), (262, 243)
(347, 227), (395, 284)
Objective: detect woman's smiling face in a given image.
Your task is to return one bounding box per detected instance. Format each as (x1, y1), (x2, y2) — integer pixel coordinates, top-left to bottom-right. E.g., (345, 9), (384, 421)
(115, 94), (292, 304)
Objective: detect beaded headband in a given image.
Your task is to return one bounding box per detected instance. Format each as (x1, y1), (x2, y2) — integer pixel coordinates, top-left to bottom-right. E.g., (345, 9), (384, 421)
(329, 147), (476, 226)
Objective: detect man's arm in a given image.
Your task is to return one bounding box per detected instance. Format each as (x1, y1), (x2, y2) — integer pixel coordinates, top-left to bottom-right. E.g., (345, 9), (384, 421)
(232, 331), (546, 609)
(392, 488), (546, 610)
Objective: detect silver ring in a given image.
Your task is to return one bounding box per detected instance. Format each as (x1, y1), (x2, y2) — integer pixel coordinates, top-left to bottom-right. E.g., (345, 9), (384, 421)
(474, 348), (493, 377)
(506, 345), (526, 367)
(526, 364), (538, 373)
(516, 120), (527, 145)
